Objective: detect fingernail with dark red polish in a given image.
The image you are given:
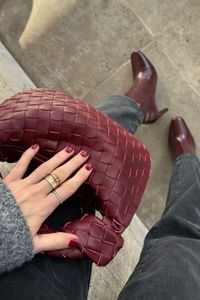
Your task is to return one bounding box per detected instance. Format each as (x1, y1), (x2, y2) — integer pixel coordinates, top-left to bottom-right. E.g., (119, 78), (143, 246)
(81, 150), (88, 157)
(65, 146), (74, 153)
(31, 144), (39, 149)
(68, 239), (80, 247)
(85, 163), (92, 171)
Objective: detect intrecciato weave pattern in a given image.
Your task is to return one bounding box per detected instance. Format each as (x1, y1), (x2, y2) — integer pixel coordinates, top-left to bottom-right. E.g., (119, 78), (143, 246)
(0, 88), (151, 266)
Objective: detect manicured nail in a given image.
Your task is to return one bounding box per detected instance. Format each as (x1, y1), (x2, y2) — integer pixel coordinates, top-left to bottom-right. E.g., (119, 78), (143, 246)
(31, 144), (39, 149)
(65, 146), (73, 153)
(85, 163), (92, 171)
(80, 150), (88, 157)
(68, 239), (80, 247)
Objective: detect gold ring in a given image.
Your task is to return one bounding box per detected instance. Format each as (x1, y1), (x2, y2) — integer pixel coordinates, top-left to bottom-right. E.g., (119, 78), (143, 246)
(44, 173), (61, 190)
(52, 190), (63, 205)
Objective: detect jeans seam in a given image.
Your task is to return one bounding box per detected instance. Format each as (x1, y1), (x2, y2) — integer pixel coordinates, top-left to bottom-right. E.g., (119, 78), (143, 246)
(171, 159), (182, 202)
(154, 158), (183, 239)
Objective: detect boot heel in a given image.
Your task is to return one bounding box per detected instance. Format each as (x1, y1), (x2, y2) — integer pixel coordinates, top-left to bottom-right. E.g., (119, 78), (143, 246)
(144, 107), (168, 123)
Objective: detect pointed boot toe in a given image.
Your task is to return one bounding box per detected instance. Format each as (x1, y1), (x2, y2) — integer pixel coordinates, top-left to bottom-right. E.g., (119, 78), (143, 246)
(126, 51), (168, 123)
(131, 51), (157, 81)
(169, 117), (196, 159)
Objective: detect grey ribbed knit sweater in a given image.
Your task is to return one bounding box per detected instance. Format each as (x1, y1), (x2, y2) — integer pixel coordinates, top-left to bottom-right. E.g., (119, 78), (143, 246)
(0, 179), (34, 274)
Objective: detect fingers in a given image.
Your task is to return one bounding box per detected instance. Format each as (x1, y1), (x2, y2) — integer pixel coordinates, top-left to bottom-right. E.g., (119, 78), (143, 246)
(38, 150), (90, 194)
(45, 162), (92, 209)
(34, 232), (80, 254)
(25, 146), (75, 185)
(5, 144), (40, 182)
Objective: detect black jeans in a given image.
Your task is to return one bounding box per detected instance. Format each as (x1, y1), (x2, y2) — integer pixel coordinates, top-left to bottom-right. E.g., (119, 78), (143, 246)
(1, 95), (200, 300)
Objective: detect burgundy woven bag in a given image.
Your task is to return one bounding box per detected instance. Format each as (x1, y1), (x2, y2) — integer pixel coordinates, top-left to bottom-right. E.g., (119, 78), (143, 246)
(0, 88), (151, 266)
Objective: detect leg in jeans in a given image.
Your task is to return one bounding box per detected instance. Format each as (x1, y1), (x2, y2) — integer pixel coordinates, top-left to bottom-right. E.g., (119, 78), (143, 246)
(95, 95), (144, 134)
(118, 153), (200, 300)
(0, 95), (142, 300)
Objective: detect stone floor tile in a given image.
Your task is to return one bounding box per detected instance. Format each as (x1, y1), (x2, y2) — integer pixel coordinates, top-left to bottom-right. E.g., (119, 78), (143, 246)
(83, 59), (133, 104)
(0, 41), (34, 100)
(126, 0), (199, 35)
(158, 19), (200, 94)
(0, 0), (152, 99)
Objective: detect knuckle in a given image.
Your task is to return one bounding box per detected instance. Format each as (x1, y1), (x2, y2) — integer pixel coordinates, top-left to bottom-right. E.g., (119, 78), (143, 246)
(27, 186), (38, 197)
(71, 155), (84, 167)
(67, 181), (77, 194)
(51, 236), (57, 249)
(75, 170), (85, 181)
(39, 162), (50, 173)
(55, 150), (65, 160)
(16, 156), (26, 167)
(33, 184), (42, 194)
(78, 165), (89, 176)
(16, 161), (26, 170)
(68, 160), (78, 170)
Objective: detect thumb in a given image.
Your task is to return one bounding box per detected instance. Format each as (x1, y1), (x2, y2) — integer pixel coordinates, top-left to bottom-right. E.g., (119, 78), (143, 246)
(34, 232), (80, 253)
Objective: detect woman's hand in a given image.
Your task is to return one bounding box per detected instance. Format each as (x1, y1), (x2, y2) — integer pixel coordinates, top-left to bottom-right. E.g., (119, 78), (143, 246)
(2, 144), (93, 254)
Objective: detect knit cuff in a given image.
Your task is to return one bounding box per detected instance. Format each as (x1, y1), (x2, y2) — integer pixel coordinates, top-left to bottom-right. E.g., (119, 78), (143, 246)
(0, 179), (34, 274)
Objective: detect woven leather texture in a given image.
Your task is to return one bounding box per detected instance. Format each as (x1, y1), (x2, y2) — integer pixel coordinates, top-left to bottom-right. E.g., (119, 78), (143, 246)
(0, 88), (151, 266)
(38, 214), (124, 266)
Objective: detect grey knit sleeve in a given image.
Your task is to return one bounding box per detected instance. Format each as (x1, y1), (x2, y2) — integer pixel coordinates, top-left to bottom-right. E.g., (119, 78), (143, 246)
(0, 179), (34, 274)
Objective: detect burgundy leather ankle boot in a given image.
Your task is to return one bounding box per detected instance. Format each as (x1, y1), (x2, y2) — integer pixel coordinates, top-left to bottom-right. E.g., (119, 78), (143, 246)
(125, 51), (168, 123)
(169, 117), (196, 159)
